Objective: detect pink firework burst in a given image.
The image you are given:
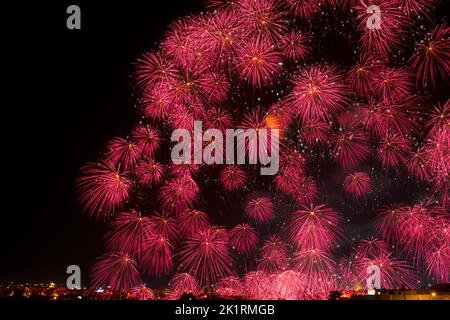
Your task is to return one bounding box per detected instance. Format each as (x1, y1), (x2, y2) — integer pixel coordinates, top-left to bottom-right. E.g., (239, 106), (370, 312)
(426, 99), (450, 138)
(375, 203), (408, 245)
(343, 172), (372, 198)
(293, 248), (336, 280)
(199, 72), (230, 103)
(331, 129), (370, 169)
(203, 105), (234, 132)
(131, 125), (161, 159)
(405, 147), (431, 181)
(373, 67), (414, 103)
(236, 36), (283, 87)
(285, 0), (320, 19)
(410, 24), (450, 90)
(270, 270), (304, 300)
(179, 209), (210, 238)
(142, 83), (175, 120)
(134, 51), (177, 90)
(275, 168), (300, 194)
(229, 223), (258, 254)
(91, 253), (141, 291)
(356, 0), (409, 56)
(279, 147), (305, 173)
(288, 204), (341, 250)
(205, 0), (239, 12)
(158, 176), (199, 214)
(141, 235), (174, 278)
(280, 29), (311, 61)
(258, 235), (289, 274)
(202, 11), (243, 69)
(357, 254), (419, 289)
(377, 133), (413, 168)
(135, 159), (165, 186)
(426, 244), (450, 283)
(394, 0), (437, 17)
(215, 276), (245, 297)
(105, 137), (141, 171)
(300, 119), (330, 145)
(243, 271), (272, 299)
(169, 273), (200, 298)
(245, 196), (275, 223)
(239, 0), (287, 41)
(78, 161), (132, 219)
(287, 65), (350, 122)
(104, 210), (154, 257)
(358, 96), (421, 138)
(129, 284), (156, 300)
(267, 102), (294, 127)
(220, 165), (248, 190)
(348, 53), (387, 97)
(177, 228), (234, 287)
(148, 212), (179, 243)
(398, 201), (445, 267)
(355, 238), (390, 260)
(291, 176), (319, 205)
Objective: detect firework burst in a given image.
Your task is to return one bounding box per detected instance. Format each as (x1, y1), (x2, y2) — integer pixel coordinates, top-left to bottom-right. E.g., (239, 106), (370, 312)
(245, 196), (275, 223)
(177, 228), (234, 286)
(92, 253), (141, 291)
(78, 161), (132, 219)
(343, 172), (373, 198)
(287, 65), (350, 122)
(229, 223), (258, 254)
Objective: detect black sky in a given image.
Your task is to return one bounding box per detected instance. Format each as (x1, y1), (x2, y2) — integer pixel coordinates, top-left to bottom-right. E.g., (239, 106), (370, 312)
(2, 0), (204, 285)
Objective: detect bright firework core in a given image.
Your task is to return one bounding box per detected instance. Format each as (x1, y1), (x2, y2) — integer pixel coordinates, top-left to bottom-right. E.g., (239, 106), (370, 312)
(78, 0), (450, 300)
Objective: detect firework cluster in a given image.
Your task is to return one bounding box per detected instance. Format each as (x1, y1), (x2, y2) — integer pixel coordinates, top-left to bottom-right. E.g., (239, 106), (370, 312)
(79, 0), (449, 299)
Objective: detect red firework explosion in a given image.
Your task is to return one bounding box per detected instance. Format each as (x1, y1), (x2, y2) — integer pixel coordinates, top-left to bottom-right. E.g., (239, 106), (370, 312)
(287, 65), (350, 122)
(179, 209), (210, 238)
(169, 273), (200, 298)
(356, 0), (409, 56)
(105, 137), (140, 171)
(343, 172), (373, 198)
(104, 210), (154, 256)
(377, 133), (413, 168)
(236, 36), (283, 87)
(285, 0), (320, 19)
(78, 161), (132, 219)
(410, 24), (450, 89)
(148, 212), (179, 243)
(300, 119), (330, 145)
(131, 125), (161, 159)
(355, 238), (390, 260)
(239, 0), (287, 41)
(331, 129), (370, 169)
(348, 53), (387, 97)
(229, 223), (258, 254)
(245, 196), (275, 223)
(91, 253), (141, 291)
(288, 204), (342, 250)
(258, 235), (288, 274)
(158, 176), (199, 214)
(129, 284), (156, 300)
(135, 159), (165, 186)
(141, 235), (173, 278)
(177, 228), (234, 286)
(220, 165), (248, 190)
(373, 67), (415, 103)
(280, 30), (311, 61)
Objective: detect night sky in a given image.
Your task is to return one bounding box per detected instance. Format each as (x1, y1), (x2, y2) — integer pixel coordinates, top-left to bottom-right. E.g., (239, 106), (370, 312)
(2, 1), (204, 285)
